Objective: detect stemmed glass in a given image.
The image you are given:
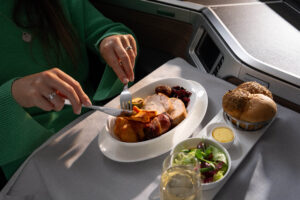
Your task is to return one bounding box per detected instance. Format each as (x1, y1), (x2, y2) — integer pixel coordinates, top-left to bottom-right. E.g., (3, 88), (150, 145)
(160, 153), (202, 200)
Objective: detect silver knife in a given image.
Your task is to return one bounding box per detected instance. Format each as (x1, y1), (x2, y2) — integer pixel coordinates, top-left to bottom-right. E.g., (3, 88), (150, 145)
(64, 100), (133, 116)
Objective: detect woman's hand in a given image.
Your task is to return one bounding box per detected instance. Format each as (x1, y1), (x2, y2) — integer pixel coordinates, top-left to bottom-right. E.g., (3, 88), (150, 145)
(12, 68), (92, 114)
(99, 34), (137, 84)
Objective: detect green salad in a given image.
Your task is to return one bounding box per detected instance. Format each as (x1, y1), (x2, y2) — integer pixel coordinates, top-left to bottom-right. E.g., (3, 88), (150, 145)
(173, 141), (228, 183)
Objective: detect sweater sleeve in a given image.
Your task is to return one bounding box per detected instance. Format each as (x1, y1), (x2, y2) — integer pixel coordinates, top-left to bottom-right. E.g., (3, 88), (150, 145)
(64, 0), (137, 101)
(65, 0), (136, 60)
(0, 79), (53, 167)
(84, 1), (135, 57)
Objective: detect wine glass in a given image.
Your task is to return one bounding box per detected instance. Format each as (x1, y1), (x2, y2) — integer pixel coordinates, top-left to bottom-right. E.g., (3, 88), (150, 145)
(160, 153), (202, 200)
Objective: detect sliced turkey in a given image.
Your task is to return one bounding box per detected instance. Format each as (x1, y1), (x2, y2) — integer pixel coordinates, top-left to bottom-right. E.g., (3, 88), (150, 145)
(168, 98), (187, 126)
(143, 93), (172, 115)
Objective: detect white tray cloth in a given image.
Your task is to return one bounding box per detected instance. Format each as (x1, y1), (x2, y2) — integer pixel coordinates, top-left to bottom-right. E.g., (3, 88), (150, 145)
(1, 58), (299, 200)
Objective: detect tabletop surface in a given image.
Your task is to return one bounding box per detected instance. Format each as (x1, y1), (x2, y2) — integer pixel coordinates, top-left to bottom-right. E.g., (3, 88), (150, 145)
(1, 58), (299, 200)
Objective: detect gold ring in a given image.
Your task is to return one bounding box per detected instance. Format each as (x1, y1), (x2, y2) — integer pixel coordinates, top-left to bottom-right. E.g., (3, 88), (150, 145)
(125, 46), (133, 51)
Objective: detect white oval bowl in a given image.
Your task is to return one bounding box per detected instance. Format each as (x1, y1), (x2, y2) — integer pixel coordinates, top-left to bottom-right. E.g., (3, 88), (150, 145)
(98, 77), (208, 162)
(171, 137), (232, 190)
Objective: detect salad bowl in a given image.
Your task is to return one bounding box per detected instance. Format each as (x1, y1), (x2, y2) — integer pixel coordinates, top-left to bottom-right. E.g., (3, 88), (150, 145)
(172, 137), (232, 190)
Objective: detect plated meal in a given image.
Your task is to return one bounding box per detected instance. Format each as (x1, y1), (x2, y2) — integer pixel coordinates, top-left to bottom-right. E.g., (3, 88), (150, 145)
(98, 78), (208, 162)
(113, 85), (191, 142)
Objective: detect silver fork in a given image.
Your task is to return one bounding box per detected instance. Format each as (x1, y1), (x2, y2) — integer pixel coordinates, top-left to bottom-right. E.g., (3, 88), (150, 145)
(120, 83), (132, 110)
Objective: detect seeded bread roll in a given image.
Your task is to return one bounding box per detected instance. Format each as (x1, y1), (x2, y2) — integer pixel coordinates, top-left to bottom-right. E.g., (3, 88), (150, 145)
(222, 89), (251, 120)
(222, 82), (277, 123)
(237, 81), (273, 99)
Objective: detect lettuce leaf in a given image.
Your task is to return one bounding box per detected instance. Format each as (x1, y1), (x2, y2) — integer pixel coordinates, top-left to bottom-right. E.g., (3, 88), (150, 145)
(213, 171), (225, 181)
(208, 145), (227, 164)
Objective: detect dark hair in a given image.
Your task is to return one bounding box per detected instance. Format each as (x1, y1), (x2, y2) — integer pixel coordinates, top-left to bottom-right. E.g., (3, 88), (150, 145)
(13, 0), (79, 65)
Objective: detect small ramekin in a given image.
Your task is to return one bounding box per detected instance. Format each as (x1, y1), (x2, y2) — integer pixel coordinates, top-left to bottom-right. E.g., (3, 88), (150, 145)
(206, 122), (236, 150)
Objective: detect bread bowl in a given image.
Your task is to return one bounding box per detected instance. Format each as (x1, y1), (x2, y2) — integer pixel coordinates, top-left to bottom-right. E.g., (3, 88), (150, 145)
(222, 81), (277, 131)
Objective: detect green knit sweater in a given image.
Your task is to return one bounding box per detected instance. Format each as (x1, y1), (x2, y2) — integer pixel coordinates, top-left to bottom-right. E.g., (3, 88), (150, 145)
(0, 0), (135, 180)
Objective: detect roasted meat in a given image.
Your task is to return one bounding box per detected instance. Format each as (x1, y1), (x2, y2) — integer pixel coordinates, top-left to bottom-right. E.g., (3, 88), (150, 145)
(144, 113), (172, 140)
(168, 98), (187, 127)
(155, 85), (172, 96)
(143, 93), (172, 115)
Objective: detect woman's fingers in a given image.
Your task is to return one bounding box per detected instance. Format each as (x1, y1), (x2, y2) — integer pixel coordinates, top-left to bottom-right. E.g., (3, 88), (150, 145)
(101, 39), (129, 84)
(114, 41), (134, 82)
(27, 86), (54, 111)
(42, 70), (81, 114)
(120, 35), (135, 81)
(106, 46), (129, 84)
(39, 84), (64, 111)
(12, 68), (90, 114)
(34, 94), (55, 111)
(128, 35), (137, 56)
(53, 68), (91, 106)
(49, 95), (65, 111)
(100, 34), (137, 84)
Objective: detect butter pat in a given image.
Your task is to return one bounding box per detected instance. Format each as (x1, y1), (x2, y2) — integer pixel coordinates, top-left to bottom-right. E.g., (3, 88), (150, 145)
(212, 127), (234, 143)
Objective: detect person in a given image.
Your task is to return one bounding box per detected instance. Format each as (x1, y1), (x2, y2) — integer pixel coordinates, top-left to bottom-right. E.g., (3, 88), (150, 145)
(0, 0), (137, 181)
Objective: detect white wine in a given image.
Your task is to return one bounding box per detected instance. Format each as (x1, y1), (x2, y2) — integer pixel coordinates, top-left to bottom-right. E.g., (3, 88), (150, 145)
(160, 165), (201, 200)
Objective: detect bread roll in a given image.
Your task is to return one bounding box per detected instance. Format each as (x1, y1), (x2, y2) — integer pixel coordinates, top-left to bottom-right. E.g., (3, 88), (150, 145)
(222, 82), (277, 123)
(222, 89), (251, 119)
(240, 94), (277, 122)
(237, 81), (273, 99)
